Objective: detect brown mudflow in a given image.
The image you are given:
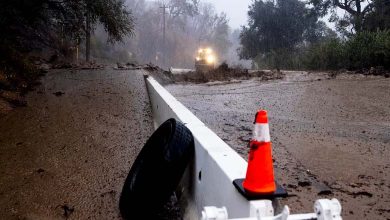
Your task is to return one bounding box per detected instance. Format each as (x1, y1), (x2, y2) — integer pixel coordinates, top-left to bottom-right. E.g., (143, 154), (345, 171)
(167, 71), (390, 220)
(0, 69), (154, 219)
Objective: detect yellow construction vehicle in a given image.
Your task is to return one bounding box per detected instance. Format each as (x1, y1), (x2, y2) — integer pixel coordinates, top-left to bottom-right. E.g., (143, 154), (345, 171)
(195, 48), (216, 72)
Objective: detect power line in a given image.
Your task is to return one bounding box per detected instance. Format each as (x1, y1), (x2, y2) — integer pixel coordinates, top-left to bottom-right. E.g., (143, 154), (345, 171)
(160, 3), (168, 66)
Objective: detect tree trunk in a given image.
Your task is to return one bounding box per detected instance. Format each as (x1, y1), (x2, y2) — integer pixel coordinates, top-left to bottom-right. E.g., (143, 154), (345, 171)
(355, 0), (362, 32)
(86, 12), (91, 62)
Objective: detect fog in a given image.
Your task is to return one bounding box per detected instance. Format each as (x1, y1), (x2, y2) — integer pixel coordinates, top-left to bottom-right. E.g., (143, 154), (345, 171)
(89, 0), (252, 69)
(88, 0), (387, 72)
(200, 0), (251, 29)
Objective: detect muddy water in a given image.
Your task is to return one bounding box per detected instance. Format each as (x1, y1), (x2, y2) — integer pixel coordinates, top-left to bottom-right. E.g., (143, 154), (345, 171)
(167, 72), (390, 220)
(0, 69), (153, 219)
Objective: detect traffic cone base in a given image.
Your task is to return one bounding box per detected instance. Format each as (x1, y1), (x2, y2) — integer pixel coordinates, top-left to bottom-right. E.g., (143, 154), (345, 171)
(233, 179), (287, 200)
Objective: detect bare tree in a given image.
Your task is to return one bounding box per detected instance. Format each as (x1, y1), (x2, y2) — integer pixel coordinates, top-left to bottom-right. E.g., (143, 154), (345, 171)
(309, 0), (375, 34)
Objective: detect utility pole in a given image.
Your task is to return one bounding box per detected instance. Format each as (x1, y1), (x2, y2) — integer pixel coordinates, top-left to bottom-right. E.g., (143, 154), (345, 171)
(160, 3), (168, 67)
(86, 11), (91, 62)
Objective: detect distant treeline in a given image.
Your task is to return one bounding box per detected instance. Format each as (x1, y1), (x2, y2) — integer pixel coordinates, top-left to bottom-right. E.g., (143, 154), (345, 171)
(239, 0), (390, 71)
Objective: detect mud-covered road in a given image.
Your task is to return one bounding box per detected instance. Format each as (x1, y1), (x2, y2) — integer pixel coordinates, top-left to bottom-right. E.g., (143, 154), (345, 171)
(0, 69), (153, 219)
(167, 72), (390, 220)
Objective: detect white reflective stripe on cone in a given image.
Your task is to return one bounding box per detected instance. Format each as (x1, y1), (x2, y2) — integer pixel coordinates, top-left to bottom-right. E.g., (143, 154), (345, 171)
(253, 123), (271, 142)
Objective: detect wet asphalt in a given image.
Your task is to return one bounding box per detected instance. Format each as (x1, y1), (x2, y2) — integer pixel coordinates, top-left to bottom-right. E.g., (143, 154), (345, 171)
(0, 69), (153, 219)
(166, 72), (390, 220)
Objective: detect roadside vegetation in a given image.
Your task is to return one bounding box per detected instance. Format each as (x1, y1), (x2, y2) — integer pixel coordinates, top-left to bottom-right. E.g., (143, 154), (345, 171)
(239, 0), (390, 72)
(0, 0), (134, 111)
(305, 30), (390, 71)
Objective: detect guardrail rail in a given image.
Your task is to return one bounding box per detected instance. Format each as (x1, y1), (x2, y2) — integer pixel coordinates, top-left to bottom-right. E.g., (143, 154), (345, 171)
(145, 76), (342, 220)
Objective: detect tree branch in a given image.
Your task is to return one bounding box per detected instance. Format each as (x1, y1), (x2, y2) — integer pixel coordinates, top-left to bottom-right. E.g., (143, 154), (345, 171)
(334, 0), (357, 15)
(362, 2), (374, 15)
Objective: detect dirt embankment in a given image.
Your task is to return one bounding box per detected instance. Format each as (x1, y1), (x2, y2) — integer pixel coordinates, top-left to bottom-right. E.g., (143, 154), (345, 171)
(150, 63), (390, 85)
(145, 63), (285, 86)
(0, 59), (106, 115)
(172, 63), (285, 83)
(0, 65), (42, 115)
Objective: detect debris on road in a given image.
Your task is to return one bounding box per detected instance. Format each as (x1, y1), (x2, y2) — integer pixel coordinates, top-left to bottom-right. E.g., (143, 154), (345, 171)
(58, 204), (74, 219)
(149, 62), (285, 84)
(53, 91), (65, 97)
(298, 181), (312, 187)
(174, 62), (285, 83)
(114, 62), (160, 71)
(36, 168), (45, 173)
(52, 62), (104, 70)
(0, 91), (26, 107)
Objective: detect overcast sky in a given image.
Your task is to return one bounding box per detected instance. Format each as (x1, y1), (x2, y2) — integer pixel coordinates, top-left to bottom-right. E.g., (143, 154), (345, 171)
(204, 0), (252, 29)
(203, 0), (337, 30)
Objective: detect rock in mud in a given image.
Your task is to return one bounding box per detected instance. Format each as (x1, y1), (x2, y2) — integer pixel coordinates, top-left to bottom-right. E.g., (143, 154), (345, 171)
(238, 135), (251, 143)
(298, 181), (312, 187)
(58, 204), (74, 218)
(352, 191), (373, 198)
(0, 91), (26, 106)
(318, 189), (332, 195)
(53, 63), (73, 69)
(53, 91), (65, 96)
(287, 184), (298, 189)
(0, 71), (9, 87)
(39, 63), (51, 72)
(0, 98), (13, 113)
(36, 168), (45, 173)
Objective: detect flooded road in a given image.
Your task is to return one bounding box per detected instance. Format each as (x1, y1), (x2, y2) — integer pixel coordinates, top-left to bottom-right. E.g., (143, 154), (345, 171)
(0, 69), (153, 219)
(167, 72), (390, 220)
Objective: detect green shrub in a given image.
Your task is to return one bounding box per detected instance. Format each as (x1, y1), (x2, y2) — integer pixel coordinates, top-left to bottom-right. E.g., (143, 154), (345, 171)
(254, 48), (306, 70)
(303, 39), (346, 70)
(345, 30), (390, 69)
(253, 30), (390, 71)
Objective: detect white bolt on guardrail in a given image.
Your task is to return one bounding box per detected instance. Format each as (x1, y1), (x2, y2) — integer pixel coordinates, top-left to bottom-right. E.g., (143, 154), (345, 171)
(314, 199), (342, 220)
(202, 206), (229, 220)
(201, 199), (342, 220)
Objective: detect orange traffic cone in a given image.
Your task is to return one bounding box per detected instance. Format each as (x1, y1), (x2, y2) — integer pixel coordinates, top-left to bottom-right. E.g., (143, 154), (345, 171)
(242, 110), (276, 194)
